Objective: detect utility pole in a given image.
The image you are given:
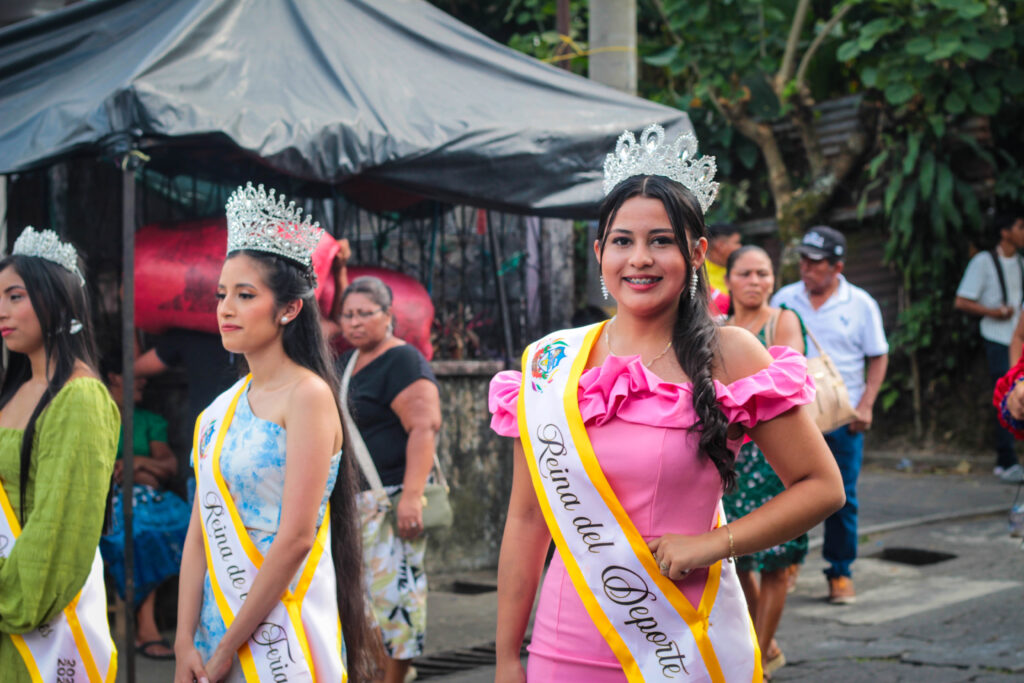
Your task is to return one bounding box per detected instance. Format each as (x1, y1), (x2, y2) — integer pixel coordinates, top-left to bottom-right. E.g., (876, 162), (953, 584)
(588, 0), (637, 95)
(585, 0), (638, 310)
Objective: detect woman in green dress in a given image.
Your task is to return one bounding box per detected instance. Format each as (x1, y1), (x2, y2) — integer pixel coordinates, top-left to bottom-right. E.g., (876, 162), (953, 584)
(722, 244), (808, 679)
(0, 227), (120, 682)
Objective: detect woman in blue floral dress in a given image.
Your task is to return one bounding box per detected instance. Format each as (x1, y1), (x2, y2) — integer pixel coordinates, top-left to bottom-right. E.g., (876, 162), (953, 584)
(173, 185), (376, 683)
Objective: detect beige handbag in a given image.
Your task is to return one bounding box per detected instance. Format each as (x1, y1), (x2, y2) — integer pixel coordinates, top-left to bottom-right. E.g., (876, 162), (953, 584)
(802, 328), (858, 433)
(765, 308), (857, 433)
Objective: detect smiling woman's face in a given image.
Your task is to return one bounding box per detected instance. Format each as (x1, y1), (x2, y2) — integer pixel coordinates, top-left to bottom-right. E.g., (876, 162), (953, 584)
(595, 196), (704, 318)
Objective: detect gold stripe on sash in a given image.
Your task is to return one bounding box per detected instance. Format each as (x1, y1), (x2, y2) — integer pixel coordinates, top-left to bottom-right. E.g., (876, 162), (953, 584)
(9, 635), (42, 683)
(0, 482), (22, 533)
(63, 592), (104, 682)
(558, 323), (728, 682)
(284, 512), (330, 676)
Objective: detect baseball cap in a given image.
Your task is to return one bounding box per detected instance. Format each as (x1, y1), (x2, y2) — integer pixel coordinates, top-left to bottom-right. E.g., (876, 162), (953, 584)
(797, 226), (846, 261)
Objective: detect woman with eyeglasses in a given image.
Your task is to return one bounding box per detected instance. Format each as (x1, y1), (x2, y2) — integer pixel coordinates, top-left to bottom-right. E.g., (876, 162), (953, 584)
(336, 275), (441, 683)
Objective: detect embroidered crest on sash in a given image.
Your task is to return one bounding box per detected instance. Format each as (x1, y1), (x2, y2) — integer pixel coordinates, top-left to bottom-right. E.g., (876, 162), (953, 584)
(530, 338), (569, 392)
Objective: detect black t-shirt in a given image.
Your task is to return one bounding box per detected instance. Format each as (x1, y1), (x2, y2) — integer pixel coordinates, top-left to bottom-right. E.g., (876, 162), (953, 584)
(154, 329), (236, 423)
(338, 344), (438, 488)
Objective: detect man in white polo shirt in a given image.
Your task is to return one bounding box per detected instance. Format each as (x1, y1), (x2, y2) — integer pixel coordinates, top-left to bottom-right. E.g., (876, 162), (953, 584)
(954, 212), (1024, 483)
(772, 226), (889, 605)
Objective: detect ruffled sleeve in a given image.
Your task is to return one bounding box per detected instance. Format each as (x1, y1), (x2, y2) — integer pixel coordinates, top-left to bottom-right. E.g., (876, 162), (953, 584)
(993, 356), (1024, 439)
(488, 371), (523, 438)
(714, 346), (815, 428)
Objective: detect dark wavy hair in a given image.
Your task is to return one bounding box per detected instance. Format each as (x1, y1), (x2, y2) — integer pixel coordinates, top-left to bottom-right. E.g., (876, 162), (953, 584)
(597, 175), (735, 491)
(724, 244), (773, 318)
(0, 254), (100, 522)
(227, 250), (380, 681)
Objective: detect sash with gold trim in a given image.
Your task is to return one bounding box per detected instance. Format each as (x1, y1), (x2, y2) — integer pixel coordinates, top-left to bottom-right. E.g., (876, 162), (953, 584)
(193, 377), (345, 682)
(0, 482), (116, 683)
(519, 323), (761, 682)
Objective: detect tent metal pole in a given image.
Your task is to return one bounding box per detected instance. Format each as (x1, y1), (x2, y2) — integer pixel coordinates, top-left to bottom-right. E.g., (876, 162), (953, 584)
(486, 211), (515, 365)
(121, 160), (137, 683)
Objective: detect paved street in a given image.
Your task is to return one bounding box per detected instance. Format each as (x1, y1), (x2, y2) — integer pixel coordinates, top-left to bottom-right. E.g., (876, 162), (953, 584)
(126, 466), (1023, 681)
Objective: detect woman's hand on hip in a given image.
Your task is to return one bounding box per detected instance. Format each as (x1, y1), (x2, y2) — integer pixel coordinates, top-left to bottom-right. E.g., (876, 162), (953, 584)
(396, 490), (425, 540)
(648, 530), (728, 581)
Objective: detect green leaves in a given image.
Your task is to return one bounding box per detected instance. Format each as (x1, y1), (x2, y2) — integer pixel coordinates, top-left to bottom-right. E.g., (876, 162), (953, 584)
(885, 82), (916, 105)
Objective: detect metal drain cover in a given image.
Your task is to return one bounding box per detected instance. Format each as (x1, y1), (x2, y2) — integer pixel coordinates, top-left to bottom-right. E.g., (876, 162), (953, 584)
(869, 546), (957, 566)
(412, 640), (529, 679)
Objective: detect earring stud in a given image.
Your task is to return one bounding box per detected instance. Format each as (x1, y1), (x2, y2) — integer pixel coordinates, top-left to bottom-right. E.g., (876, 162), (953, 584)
(281, 316), (289, 324)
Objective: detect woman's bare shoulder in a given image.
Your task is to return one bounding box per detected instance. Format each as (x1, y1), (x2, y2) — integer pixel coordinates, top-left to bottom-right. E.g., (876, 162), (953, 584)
(714, 325), (773, 385)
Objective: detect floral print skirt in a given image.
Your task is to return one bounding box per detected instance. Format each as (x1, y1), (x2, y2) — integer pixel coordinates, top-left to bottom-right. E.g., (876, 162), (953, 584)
(358, 487), (428, 660)
(723, 442), (808, 573)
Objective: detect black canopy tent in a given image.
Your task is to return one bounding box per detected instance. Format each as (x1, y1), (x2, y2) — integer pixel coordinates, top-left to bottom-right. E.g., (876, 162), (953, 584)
(0, 0), (693, 676)
(0, 0), (692, 216)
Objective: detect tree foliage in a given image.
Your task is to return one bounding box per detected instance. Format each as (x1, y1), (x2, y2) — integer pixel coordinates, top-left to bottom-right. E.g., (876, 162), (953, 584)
(840, 0), (1024, 431)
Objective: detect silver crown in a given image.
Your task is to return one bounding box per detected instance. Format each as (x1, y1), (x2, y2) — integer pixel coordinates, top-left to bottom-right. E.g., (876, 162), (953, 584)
(11, 227), (85, 286)
(603, 124), (719, 214)
(225, 182), (323, 268)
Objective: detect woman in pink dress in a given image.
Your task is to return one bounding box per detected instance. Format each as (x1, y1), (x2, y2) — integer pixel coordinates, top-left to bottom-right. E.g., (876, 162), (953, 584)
(489, 126), (845, 682)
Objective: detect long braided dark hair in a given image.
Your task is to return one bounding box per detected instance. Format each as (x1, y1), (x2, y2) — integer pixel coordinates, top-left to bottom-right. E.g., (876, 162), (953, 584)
(227, 249), (380, 681)
(597, 175), (735, 491)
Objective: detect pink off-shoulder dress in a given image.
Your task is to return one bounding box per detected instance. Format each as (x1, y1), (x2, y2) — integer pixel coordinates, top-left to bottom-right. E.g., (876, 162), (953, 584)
(488, 346), (813, 681)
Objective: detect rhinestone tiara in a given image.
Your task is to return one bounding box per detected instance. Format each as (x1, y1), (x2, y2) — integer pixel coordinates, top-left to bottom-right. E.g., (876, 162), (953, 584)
(603, 124), (719, 214)
(225, 182), (323, 269)
(11, 227), (85, 286)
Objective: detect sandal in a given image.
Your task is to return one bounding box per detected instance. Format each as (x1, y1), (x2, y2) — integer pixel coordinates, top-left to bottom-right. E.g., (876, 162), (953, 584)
(763, 649), (786, 678)
(137, 639), (175, 660)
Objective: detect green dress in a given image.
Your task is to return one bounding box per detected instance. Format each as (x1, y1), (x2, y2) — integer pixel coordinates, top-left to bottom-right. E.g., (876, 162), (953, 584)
(0, 378), (120, 682)
(722, 309), (810, 573)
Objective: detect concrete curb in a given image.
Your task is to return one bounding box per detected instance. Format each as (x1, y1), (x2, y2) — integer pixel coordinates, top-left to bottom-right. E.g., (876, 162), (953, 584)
(807, 504), (1012, 550)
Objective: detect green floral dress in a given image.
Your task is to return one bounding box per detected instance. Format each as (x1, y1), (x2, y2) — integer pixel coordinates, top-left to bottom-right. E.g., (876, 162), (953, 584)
(723, 307), (809, 573)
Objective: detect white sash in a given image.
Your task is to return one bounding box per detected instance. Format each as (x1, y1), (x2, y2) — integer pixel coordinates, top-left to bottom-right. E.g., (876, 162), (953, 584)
(193, 377), (345, 683)
(519, 323), (761, 683)
(0, 481), (116, 683)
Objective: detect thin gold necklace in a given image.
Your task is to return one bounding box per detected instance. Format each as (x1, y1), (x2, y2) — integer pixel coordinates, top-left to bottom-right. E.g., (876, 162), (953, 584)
(604, 318), (673, 369)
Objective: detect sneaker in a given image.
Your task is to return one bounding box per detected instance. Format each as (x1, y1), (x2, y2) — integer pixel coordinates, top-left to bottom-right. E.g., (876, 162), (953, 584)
(994, 466), (1007, 477)
(1000, 464), (1024, 483)
(827, 576), (856, 604)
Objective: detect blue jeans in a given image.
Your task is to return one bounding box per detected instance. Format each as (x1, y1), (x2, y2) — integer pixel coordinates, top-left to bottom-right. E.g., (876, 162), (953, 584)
(984, 340), (1018, 469)
(822, 425), (862, 578)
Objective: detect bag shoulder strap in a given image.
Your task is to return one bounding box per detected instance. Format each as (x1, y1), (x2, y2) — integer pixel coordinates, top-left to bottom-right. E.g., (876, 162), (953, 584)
(340, 351), (449, 494)
(340, 351), (386, 494)
(802, 323), (828, 359)
(989, 249), (1009, 306)
(763, 308), (783, 347)
(777, 303), (809, 354)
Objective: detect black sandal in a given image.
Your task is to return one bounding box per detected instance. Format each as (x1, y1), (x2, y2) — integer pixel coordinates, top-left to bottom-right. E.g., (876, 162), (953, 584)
(136, 639), (175, 660)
